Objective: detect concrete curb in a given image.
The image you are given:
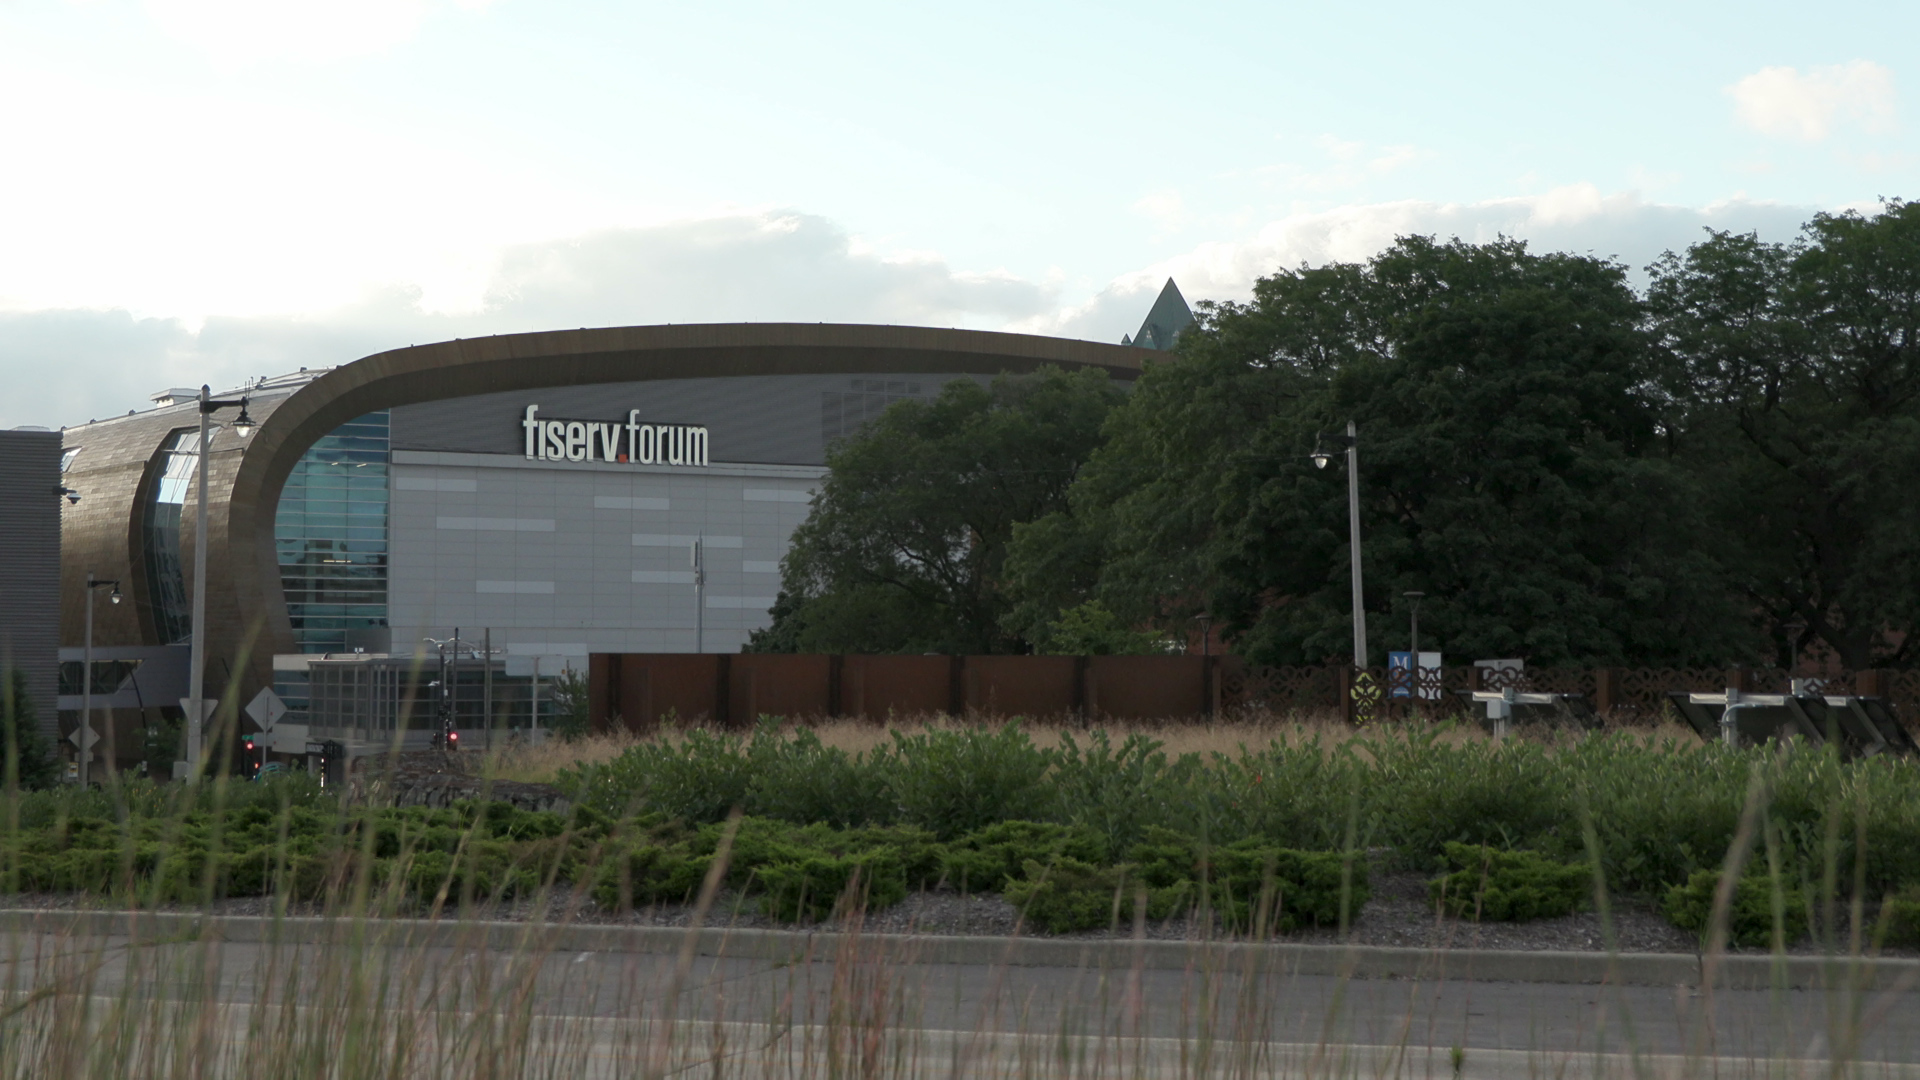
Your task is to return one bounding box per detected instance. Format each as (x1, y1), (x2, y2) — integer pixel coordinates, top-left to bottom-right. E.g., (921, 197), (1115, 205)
(3, 909), (1916, 992)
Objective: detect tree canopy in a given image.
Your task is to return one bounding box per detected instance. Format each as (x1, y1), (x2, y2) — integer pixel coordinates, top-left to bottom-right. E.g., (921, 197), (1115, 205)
(747, 367), (1124, 654)
(759, 201), (1920, 670)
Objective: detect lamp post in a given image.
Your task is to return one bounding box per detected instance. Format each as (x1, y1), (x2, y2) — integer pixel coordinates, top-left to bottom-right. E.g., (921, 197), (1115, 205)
(1403, 590), (1426, 706)
(1311, 421), (1367, 667)
(1404, 591), (1425, 659)
(81, 573), (121, 787)
(185, 385), (253, 782)
(690, 535), (706, 653)
(1783, 618), (1808, 692)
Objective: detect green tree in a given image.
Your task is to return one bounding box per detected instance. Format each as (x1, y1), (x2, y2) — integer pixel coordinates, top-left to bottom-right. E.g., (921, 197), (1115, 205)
(748, 367), (1124, 654)
(2, 668), (62, 791)
(1018, 235), (1750, 667)
(1649, 201), (1920, 669)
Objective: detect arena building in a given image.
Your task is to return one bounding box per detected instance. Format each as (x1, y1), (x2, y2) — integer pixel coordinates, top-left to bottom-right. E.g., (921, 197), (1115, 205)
(54, 312), (1187, 767)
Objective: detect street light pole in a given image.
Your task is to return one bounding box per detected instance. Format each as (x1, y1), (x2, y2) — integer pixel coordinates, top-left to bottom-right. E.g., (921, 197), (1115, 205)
(1312, 422), (1367, 668)
(1405, 591), (1425, 660)
(81, 573), (121, 787)
(184, 384), (252, 783)
(691, 535), (706, 653)
(1344, 421), (1366, 668)
(1403, 590), (1425, 704)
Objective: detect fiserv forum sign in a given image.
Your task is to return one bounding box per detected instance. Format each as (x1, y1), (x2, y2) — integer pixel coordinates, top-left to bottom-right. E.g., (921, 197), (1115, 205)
(521, 405), (709, 466)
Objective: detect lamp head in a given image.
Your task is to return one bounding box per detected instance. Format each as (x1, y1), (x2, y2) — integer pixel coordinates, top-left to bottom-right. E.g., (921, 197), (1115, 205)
(109, 589), (122, 605)
(232, 401), (255, 439)
(1310, 449), (1332, 470)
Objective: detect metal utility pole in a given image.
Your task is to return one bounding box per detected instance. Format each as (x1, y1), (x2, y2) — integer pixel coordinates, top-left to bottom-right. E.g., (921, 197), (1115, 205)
(691, 535), (706, 653)
(1406, 592), (1423, 658)
(1311, 422), (1367, 668)
(1345, 421), (1366, 668)
(81, 574), (121, 786)
(483, 628), (492, 751)
(185, 384), (252, 782)
(1404, 590), (1425, 704)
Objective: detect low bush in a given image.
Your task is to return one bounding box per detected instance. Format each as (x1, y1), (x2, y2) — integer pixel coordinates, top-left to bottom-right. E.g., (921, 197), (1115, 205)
(757, 850), (908, 922)
(1129, 828), (1367, 932)
(1428, 844), (1590, 922)
(1877, 886), (1920, 950)
(1663, 868), (1810, 949)
(1003, 858), (1178, 933)
(881, 724), (1057, 839)
(940, 821), (1105, 892)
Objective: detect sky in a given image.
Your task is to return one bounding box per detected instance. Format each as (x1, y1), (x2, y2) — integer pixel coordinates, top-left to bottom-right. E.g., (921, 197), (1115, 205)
(1, 0), (1914, 428)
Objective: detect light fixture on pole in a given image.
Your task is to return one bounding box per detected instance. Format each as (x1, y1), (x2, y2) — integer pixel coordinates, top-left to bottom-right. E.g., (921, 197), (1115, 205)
(80, 574), (122, 787)
(1311, 422), (1367, 668)
(184, 384), (252, 783)
(53, 485), (80, 505)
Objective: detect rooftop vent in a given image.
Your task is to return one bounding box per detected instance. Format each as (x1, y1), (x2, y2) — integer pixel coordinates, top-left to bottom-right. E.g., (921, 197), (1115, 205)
(150, 388), (200, 407)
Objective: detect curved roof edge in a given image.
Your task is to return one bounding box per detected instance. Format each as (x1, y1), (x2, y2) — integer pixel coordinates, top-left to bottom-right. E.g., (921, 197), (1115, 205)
(224, 323), (1151, 674)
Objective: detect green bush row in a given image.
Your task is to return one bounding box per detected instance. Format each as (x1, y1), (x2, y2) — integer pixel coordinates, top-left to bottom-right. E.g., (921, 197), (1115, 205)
(556, 722), (1920, 903)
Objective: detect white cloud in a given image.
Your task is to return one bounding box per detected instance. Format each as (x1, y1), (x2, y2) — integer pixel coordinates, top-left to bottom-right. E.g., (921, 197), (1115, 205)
(1727, 61), (1897, 141)
(1030, 187), (1818, 344)
(1131, 190), (1188, 228)
(0, 191), (1844, 429)
(141, 0), (489, 63)
(1253, 136), (1428, 194)
(1, 211), (1057, 428)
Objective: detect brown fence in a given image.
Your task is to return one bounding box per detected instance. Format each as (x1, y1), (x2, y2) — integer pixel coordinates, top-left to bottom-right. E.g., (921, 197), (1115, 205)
(589, 653), (1223, 730)
(587, 653), (1920, 730)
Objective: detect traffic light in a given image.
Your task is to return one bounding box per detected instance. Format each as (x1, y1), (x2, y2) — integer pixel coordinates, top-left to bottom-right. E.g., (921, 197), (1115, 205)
(242, 738), (260, 780)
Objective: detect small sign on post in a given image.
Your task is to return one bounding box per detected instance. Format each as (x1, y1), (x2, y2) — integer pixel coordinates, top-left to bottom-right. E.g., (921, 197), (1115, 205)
(67, 724), (99, 752)
(246, 687), (288, 732)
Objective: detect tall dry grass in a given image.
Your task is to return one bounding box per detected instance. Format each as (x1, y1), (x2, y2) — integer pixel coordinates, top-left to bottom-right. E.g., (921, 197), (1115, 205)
(483, 710), (1704, 787)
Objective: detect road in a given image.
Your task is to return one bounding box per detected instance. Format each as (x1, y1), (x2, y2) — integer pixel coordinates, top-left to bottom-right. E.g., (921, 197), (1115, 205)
(2, 925), (1915, 1077)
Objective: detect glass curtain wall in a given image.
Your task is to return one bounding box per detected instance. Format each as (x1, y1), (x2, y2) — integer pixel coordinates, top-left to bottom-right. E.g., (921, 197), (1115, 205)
(274, 411), (391, 711)
(141, 429), (201, 644)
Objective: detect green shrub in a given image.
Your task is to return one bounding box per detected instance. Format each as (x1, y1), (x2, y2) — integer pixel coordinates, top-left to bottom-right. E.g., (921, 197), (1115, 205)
(558, 729), (756, 822)
(881, 724), (1056, 839)
(1663, 868), (1810, 949)
(756, 850), (908, 922)
(1050, 732), (1201, 853)
(1877, 886), (1920, 950)
(941, 820), (1104, 892)
(590, 841), (708, 910)
(743, 724), (895, 827)
(1128, 828), (1367, 932)
(1428, 844), (1590, 922)
(1003, 858), (1182, 933)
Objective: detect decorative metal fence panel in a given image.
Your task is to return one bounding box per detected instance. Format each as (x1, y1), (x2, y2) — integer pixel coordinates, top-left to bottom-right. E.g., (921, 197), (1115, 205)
(1225, 663), (1920, 726)
(587, 652), (1920, 731)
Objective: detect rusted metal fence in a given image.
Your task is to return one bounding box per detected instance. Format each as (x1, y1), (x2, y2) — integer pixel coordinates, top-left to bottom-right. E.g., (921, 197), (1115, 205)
(587, 652), (1919, 731)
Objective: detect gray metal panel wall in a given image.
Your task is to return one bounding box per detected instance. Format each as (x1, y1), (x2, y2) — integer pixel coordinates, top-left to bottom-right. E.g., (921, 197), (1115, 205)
(390, 373), (988, 465)
(0, 431), (63, 737)
(387, 457), (821, 656)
